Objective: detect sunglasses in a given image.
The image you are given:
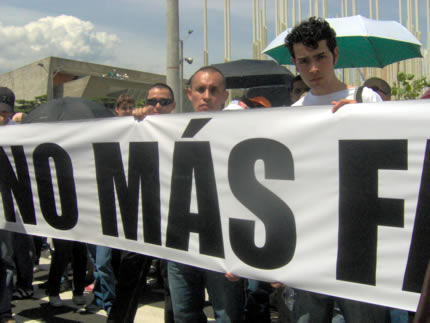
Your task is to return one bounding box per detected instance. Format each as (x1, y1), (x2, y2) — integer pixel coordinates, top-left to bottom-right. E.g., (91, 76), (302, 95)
(146, 98), (173, 106)
(369, 86), (388, 96)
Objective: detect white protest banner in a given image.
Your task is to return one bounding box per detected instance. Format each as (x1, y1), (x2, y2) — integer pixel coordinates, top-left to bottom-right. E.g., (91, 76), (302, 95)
(0, 99), (429, 311)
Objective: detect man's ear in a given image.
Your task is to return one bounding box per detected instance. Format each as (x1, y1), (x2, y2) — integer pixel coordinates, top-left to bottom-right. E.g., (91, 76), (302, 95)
(170, 102), (176, 113)
(290, 56), (297, 68)
(223, 89), (229, 102)
(333, 47), (339, 65)
(291, 57), (296, 66)
(187, 88), (192, 101)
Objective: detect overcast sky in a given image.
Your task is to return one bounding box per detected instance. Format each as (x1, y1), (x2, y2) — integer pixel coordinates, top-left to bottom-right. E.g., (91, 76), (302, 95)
(0, 0), (428, 77)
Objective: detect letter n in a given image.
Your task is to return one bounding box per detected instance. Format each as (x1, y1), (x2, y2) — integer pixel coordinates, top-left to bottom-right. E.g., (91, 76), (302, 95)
(0, 146), (36, 224)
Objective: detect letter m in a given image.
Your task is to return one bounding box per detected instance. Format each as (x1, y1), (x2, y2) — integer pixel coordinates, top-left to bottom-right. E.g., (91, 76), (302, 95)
(93, 143), (161, 245)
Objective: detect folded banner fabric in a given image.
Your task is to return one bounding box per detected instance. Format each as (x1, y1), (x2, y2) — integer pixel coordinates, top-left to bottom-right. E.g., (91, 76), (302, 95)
(1, 100), (429, 311)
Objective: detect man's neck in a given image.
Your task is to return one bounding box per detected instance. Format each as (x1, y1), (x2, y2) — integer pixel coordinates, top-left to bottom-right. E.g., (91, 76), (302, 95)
(311, 77), (347, 96)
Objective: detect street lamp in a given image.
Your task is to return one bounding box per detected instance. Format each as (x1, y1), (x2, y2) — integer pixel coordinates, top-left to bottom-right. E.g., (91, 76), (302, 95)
(179, 30), (194, 112)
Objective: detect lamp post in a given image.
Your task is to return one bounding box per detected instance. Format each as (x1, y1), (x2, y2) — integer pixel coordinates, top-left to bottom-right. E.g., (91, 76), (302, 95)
(179, 30), (194, 113)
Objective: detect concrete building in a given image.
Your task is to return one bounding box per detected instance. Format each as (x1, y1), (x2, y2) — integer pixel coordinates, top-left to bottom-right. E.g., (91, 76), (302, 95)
(0, 56), (193, 112)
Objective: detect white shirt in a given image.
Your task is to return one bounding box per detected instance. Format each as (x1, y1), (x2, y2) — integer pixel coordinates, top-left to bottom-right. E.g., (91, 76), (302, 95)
(293, 87), (382, 106)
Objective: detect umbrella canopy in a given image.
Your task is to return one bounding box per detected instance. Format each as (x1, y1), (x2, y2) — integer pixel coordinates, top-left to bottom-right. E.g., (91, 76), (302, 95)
(23, 97), (114, 124)
(211, 59), (293, 89)
(263, 15), (422, 68)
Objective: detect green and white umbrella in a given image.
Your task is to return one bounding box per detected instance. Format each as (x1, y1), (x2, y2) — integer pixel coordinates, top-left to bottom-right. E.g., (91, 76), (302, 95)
(263, 15), (422, 69)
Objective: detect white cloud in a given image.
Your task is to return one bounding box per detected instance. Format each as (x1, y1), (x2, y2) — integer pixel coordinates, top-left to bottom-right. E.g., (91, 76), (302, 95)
(0, 15), (120, 73)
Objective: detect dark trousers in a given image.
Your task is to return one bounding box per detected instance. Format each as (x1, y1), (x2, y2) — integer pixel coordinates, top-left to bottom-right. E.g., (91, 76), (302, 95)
(48, 238), (87, 297)
(160, 259), (174, 323)
(293, 290), (391, 323)
(107, 251), (152, 323)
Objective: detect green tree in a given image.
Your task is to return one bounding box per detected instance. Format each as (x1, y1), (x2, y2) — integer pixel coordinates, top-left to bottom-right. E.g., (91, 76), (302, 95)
(90, 96), (116, 110)
(391, 72), (430, 100)
(136, 98), (146, 107)
(15, 95), (48, 114)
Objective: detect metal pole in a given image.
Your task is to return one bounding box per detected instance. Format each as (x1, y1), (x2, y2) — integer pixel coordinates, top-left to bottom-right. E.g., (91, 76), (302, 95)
(369, 0), (373, 18)
(415, 0), (420, 36)
(179, 40), (183, 113)
(292, 0), (296, 26)
(414, 0), (420, 77)
(427, 0), (430, 78)
(262, 0), (267, 56)
(224, 0), (227, 62)
(166, 0), (180, 112)
(376, 0), (380, 19)
(399, 0), (403, 25)
(323, 0), (328, 17)
(299, 0), (302, 22)
(399, 0), (405, 74)
(204, 0), (208, 65)
(227, 0), (231, 61)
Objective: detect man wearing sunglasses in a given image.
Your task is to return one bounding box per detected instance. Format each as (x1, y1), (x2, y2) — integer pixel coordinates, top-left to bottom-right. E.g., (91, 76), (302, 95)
(107, 83), (176, 323)
(133, 83), (176, 119)
(363, 77), (392, 101)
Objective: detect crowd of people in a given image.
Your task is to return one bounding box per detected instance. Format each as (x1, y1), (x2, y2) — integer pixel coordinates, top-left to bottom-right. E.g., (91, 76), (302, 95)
(0, 16), (428, 323)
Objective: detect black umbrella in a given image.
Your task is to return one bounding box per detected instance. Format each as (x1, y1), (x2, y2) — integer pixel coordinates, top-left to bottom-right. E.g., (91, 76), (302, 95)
(22, 97), (114, 124)
(211, 59), (294, 89)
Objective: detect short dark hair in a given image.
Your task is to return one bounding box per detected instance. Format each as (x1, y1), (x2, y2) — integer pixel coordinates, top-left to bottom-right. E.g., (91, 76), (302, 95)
(289, 75), (309, 91)
(285, 17), (337, 59)
(115, 94), (135, 109)
(187, 66), (226, 90)
(146, 83), (175, 101)
(0, 87), (15, 113)
(363, 77), (391, 96)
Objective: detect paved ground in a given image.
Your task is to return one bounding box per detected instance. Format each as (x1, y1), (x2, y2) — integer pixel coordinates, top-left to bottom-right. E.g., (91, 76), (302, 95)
(11, 251), (216, 322)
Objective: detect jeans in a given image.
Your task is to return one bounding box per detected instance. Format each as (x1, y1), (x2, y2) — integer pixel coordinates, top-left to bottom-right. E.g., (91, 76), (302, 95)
(88, 245), (117, 312)
(293, 290), (390, 323)
(168, 261), (244, 323)
(161, 260), (174, 323)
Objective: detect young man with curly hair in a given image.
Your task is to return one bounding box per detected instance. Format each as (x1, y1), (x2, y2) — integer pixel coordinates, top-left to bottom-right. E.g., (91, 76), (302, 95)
(284, 17), (389, 323)
(286, 17), (382, 111)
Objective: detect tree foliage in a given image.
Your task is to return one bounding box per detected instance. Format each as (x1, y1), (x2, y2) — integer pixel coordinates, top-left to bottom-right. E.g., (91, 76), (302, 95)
(391, 72), (430, 100)
(90, 97), (116, 110)
(15, 95), (47, 114)
(136, 98), (146, 107)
